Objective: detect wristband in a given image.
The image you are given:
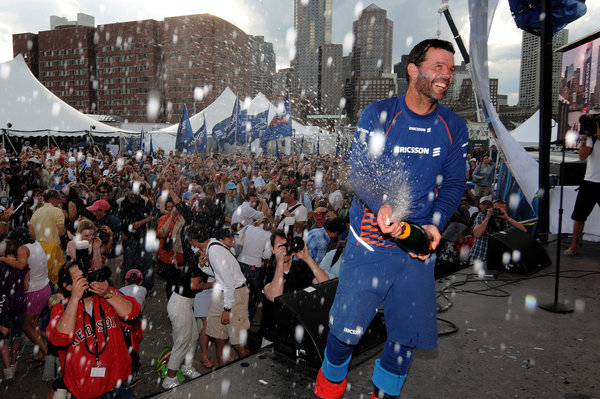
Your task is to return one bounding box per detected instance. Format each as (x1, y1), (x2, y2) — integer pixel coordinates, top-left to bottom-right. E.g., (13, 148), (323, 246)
(223, 307), (231, 312)
(104, 290), (114, 300)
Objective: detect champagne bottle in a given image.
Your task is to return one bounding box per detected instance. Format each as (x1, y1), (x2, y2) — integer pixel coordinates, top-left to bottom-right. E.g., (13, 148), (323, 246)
(394, 222), (433, 255)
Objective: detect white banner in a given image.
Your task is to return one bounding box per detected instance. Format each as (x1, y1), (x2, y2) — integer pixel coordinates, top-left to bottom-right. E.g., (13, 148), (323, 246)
(468, 0), (540, 205)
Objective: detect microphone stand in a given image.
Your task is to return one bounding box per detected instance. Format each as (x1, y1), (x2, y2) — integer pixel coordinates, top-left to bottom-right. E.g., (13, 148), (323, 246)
(539, 140), (573, 313)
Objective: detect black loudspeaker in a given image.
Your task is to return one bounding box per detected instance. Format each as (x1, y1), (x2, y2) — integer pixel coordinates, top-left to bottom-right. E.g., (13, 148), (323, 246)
(260, 279), (387, 370)
(549, 161), (586, 186)
(487, 228), (552, 275)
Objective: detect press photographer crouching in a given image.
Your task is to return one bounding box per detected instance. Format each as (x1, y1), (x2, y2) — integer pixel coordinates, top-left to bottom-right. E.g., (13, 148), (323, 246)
(262, 229), (330, 303)
(468, 196), (526, 267)
(46, 256), (141, 399)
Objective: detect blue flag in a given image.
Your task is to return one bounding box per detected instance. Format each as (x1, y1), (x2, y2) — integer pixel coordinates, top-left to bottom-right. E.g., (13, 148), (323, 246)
(224, 100), (238, 146)
(176, 105), (193, 152)
(300, 135), (304, 154)
(212, 117), (229, 147)
(262, 94), (292, 144)
(275, 140), (280, 158)
(236, 101), (248, 146)
(126, 136), (133, 154)
(138, 128), (145, 153)
(193, 119), (207, 154)
(149, 134), (154, 156)
(249, 110), (268, 143)
(213, 101), (237, 147)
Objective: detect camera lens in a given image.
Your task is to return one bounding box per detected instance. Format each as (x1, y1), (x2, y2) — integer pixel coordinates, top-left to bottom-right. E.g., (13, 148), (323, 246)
(286, 236), (305, 255)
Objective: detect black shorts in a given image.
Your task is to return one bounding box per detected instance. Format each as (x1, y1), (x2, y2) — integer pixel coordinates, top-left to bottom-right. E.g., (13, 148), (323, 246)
(571, 180), (600, 222)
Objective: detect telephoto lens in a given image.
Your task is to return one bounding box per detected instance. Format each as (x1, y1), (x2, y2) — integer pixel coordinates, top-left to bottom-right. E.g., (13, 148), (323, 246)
(286, 236), (305, 255)
(75, 240), (92, 271)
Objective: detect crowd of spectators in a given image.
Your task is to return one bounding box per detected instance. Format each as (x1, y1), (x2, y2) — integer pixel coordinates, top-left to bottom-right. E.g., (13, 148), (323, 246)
(0, 138), (521, 395)
(0, 140), (355, 394)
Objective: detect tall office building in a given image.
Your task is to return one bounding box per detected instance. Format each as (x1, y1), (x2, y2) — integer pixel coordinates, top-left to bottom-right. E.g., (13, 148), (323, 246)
(13, 13), (257, 123)
(250, 36), (276, 97)
(293, 0), (332, 96)
(518, 29), (568, 114)
(350, 3), (393, 120)
(273, 67), (295, 96)
(393, 55), (409, 95)
(352, 4), (393, 78)
(318, 43), (343, 114)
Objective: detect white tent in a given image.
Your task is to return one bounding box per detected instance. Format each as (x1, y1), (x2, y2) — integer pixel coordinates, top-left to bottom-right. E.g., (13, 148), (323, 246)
(157, 87), (237, 134)
(151, 87), (327, 154)
(0, 55), (134, 137)
(510, 110), (558, 147)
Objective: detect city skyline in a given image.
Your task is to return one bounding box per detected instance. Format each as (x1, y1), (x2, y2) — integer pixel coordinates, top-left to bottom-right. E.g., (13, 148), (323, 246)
(0, 0), (599, 105)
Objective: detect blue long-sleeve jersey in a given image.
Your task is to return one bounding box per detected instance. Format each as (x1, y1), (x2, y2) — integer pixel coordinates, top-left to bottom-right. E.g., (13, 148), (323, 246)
(348, 95), (468, 252)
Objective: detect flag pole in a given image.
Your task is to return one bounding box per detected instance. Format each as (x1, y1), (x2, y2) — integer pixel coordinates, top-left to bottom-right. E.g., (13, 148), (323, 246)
(234, 94), (238, 152)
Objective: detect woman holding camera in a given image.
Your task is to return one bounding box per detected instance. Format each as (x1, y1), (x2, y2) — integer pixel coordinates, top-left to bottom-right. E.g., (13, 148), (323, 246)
(66, 219), (103, 271)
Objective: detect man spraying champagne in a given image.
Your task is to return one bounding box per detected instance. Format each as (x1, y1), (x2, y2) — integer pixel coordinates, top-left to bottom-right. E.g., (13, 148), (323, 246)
(314, 39), (468, 399)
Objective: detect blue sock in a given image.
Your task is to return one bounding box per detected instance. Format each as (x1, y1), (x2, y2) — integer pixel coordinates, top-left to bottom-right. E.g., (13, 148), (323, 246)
(325, 333), (354, 364)
(380, 339), (413, 375)
(321, 333), (354, 383)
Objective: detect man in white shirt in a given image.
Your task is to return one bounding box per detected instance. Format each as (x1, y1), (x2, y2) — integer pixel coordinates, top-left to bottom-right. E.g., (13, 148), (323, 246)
(275, 184), (308, 237)
(565, 116), (600, 255)
(193, 228), (250, 366)
(231, 191), (270, 226)
(326, 178), (344, 213)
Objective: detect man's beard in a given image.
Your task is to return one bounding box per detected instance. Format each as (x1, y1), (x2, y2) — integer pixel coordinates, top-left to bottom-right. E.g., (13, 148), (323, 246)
(416, 71), (449, 102)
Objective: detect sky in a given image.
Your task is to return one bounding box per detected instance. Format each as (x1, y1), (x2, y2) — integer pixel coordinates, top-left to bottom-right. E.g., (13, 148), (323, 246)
(0, 0), (598, 105)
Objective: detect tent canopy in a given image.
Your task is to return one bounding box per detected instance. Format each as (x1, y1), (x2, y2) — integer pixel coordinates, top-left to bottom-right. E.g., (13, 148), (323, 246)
(510, 110), (558, 147)
(0, 55), (134, 137)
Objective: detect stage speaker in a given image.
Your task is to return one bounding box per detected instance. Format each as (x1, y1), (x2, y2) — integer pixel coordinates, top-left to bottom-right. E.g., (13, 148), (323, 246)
(549, 161), (586, 186)
(260, 279), (387, 370)
(487, 228), (552, 275)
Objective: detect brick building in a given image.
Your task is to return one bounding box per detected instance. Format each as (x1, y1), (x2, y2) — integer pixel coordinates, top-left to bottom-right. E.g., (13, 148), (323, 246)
(13, 13), (256, 123)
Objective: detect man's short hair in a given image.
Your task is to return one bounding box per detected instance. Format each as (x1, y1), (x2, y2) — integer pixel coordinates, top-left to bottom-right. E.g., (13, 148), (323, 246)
(406, 39), (455, 81)
(270, 229), (287, 247)
(325, 217), (346, 235)
(283, 184), (298, 200)
(43, 189), (61, 202)
(57, 260), (77, 297)
(185, 224), (211, 243)
(245, 190), (257, 201)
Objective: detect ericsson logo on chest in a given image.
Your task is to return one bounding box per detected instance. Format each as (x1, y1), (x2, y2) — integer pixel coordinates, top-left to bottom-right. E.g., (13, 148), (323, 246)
(408, 126), (431, 133)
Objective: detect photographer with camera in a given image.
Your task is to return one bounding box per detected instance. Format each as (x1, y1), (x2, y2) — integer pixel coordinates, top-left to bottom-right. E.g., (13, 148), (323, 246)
(66, 219), (103, 272)
(263, 229), (330, 302)
(46, 259), (140, 399)
(87, 199), (122, 286)
(564, 114), (600, 256)
(469, 196), (526, 266)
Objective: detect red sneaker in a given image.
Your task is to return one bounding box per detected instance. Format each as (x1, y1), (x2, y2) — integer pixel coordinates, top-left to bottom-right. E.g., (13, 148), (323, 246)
(314, 367), (347, 399)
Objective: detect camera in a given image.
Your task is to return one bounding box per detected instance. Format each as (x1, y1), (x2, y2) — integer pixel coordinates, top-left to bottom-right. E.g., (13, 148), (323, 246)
(75, 241), (111, 297)
(83, 267), (112, 285)
(492, 208), (503, 216)
(285, 236), (305, 256)
(579, 114), (600, 137)
(98, 229), (110, 242)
